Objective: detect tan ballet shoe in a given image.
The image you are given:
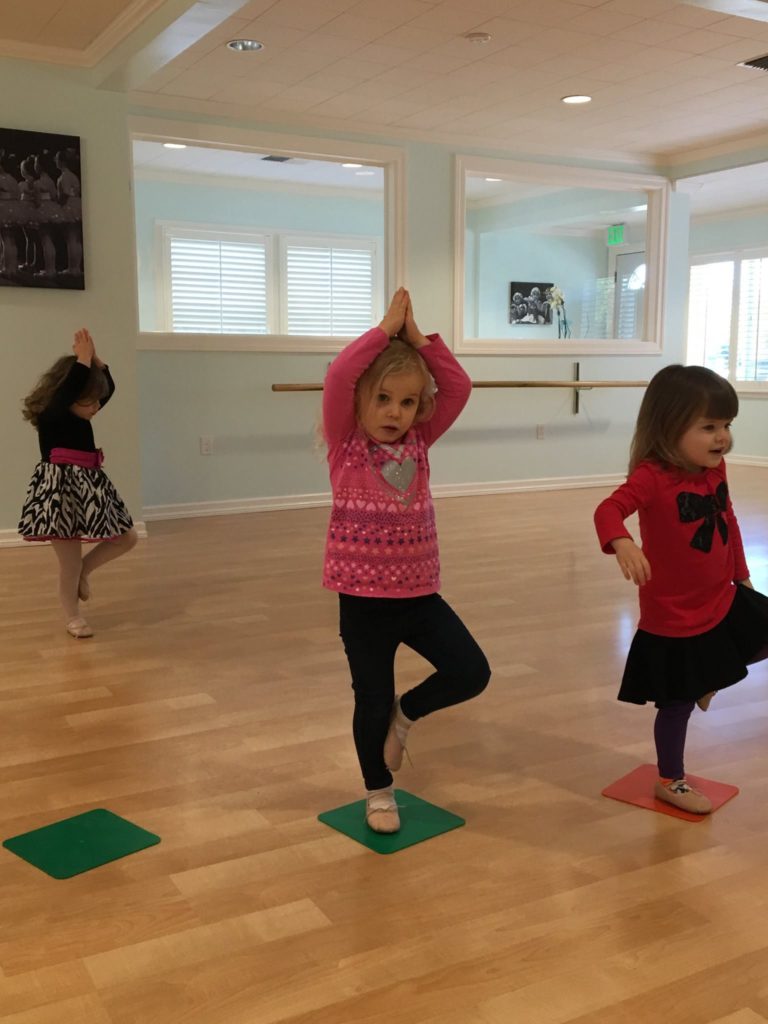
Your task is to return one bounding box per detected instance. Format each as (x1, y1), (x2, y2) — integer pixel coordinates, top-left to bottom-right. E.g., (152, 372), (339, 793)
(696, 691), (717, 711)
(365, 787), (400, 833)
(66, 617), (93, 639)
(654, 778), (712, 814)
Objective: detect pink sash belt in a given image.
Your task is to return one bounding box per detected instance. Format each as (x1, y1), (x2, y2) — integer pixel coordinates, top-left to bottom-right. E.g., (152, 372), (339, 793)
(50, 447), (104, 469)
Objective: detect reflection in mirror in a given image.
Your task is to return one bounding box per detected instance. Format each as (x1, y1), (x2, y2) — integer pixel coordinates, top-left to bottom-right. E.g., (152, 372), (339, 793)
(131, 140), (386, 338)
(456, 157), (669, 354)
(465, 177), (649, 341)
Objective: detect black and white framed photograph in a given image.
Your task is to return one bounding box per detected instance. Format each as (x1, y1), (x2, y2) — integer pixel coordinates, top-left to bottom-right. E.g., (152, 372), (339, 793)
(509, 281), (553, 324)
(0, 127), (84, 290)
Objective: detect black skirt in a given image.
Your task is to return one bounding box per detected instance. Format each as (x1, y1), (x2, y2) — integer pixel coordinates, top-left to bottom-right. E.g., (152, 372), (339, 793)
(618, 583), (768, 708)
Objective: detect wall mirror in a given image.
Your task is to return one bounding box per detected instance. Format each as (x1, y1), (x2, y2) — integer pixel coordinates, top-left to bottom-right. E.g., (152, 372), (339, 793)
(130, 119), (404, 352)
(454, 155), (670, 355)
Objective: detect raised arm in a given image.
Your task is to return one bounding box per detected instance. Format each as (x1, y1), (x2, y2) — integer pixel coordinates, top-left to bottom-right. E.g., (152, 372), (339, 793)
(322, 289), (408, 445)
(399, 294), (471, 446)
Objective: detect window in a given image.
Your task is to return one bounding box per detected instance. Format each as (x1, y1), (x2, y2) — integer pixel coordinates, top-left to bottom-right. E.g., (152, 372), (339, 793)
(282, 236), (377, 337)
(161, 224), (380, 338)
(167, 230), (270, 334)
(687, 254), (768, 386)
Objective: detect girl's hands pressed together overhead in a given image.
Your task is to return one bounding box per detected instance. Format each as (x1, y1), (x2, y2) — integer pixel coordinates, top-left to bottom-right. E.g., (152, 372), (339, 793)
(398, 294), (429, 349)
(72, 328), (95, 367)
(378, 287), (408, 339)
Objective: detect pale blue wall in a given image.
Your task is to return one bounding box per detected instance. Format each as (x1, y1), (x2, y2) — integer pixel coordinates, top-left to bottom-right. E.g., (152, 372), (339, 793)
(1, 60), (142, 535)
(690, 209), (768, 256)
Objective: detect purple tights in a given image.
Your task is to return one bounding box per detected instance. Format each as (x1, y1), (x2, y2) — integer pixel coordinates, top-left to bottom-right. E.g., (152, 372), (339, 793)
(654, 701), (695, 779)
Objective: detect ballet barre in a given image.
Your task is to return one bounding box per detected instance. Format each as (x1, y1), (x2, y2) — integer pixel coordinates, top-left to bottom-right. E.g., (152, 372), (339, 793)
(271, 380), (647, 391)
(271, 377), (648, 413)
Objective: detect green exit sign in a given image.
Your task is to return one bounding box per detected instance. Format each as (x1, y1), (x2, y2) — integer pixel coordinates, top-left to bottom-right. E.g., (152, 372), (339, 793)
(607, 224), (625, 246)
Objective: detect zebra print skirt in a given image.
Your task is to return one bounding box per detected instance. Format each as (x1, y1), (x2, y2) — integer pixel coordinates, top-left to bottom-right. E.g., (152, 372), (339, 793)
(18, 460), (134, 542)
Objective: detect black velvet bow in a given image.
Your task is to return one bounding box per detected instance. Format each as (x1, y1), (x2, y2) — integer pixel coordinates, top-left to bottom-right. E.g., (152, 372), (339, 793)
(677, 482), (728, 552)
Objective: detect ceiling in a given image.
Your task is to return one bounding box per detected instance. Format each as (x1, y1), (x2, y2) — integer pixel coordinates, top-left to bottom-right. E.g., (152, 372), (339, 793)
(6, 0), (768, 168)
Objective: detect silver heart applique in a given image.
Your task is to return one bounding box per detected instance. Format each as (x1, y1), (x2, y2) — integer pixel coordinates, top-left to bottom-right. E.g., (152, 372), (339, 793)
(381, 457), (416, 494)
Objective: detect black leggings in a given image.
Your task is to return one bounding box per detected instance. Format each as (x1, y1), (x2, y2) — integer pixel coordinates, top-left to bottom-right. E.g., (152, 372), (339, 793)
(339, 593), (491, 790)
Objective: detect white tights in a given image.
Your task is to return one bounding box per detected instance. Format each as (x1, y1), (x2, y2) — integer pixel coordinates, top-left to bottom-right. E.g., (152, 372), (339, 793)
(51, 528), (138, 622)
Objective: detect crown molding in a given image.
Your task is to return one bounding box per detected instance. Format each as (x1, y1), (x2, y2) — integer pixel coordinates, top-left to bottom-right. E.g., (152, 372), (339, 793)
(0, 0), (169, 68)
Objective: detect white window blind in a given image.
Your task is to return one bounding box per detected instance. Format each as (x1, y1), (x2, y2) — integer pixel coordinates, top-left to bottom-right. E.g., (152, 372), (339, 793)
(686, 261), (734, 378)
(284, 241), (375, 337)
(169, 235), (268, 334)
(737, 257), (768, 383)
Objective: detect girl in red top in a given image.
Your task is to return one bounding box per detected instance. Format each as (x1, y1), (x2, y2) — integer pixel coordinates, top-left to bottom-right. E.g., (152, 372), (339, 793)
(595, 365), (768, 814)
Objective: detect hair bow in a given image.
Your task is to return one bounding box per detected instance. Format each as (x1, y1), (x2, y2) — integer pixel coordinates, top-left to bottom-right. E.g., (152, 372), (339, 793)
(676, 482), (728, 553)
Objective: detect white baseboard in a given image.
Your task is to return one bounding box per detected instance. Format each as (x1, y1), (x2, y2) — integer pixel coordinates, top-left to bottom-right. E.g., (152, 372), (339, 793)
(728, 454), (768, 468)
(0, 522), (148, 549)
(143, 494), (331, 521)
(142, 473), (627, 522)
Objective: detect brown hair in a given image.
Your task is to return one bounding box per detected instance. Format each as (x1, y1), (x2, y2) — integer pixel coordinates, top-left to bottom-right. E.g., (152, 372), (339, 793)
(22, 355), (108, 427)
(354, 338), (436, 424)
(629, 364), (738, 473)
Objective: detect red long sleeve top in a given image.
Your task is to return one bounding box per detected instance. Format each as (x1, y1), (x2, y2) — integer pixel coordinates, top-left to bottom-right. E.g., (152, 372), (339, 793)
(594, 458), (749, 637)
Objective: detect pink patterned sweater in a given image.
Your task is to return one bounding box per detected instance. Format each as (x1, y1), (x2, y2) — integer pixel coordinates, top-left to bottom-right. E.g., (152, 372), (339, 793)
(322, 327), (472, 597)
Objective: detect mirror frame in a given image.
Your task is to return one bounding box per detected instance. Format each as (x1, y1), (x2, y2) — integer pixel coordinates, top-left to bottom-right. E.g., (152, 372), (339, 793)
(130, 116), (406, 353)
(454, 154), (670, 355)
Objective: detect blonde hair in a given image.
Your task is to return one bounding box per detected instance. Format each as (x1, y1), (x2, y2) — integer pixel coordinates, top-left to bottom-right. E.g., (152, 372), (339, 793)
(354, 337), (436, 423)
(22, 355), (108, 428)
(629, 364), (738, 473)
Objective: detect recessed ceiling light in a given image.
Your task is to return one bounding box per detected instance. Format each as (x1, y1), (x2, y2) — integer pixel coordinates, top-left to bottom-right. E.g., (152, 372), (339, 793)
(163, 143), (187, 149)
(342, 163), (363, 168)
(631, 204), (647, 212)
(226, 38), (263, 52)
(464, 31), (492, 44)
(562, 94), (592, 104)
(356, 170), (375, 176)
(485, 177), (502, 182)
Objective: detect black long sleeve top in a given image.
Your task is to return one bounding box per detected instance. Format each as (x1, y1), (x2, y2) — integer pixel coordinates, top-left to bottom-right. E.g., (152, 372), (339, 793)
(36, 361), (114, 461)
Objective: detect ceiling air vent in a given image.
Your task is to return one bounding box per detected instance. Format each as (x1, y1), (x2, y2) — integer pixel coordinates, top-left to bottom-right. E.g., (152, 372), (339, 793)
(739, 53), (768, 70)
(261, 155), (292, 162)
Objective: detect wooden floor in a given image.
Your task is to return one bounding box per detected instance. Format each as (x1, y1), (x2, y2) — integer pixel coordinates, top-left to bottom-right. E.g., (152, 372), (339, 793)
(2, 466), (768, 1024)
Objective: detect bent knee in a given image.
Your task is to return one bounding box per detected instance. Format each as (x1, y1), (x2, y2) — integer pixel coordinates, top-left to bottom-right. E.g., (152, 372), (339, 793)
(471, 656), (491, 696)
(458, 651), (490, 698)
(122, 528), (139, 550)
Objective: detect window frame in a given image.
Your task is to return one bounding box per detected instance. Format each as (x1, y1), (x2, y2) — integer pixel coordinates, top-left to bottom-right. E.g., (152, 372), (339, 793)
(687, 247), (768, 395)
(131, 117), (405, 353)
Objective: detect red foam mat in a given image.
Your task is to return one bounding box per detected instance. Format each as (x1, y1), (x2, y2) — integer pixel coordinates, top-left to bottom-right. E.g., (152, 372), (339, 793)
(602, 763), (739, 821)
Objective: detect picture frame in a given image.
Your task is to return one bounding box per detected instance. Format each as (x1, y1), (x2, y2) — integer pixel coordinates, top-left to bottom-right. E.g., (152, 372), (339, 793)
(509, 281), (553, 324)
(0, 126), (84, 290)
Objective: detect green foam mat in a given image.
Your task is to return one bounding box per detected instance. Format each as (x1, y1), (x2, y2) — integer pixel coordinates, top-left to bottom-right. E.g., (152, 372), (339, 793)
(3, 808), (160, 878)
(318, 789), (465, 854)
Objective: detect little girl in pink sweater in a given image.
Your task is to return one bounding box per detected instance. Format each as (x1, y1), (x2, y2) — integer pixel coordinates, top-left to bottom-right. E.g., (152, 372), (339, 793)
(322, 288), (490, 833)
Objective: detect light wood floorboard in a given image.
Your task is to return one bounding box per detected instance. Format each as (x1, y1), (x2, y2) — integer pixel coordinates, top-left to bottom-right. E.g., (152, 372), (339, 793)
(1, 466), (767, 1023)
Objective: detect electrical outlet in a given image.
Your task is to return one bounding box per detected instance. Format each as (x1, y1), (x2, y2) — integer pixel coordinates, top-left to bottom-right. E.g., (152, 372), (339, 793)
(199, 436), (214, 455)
(535, 424), (545, 440)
